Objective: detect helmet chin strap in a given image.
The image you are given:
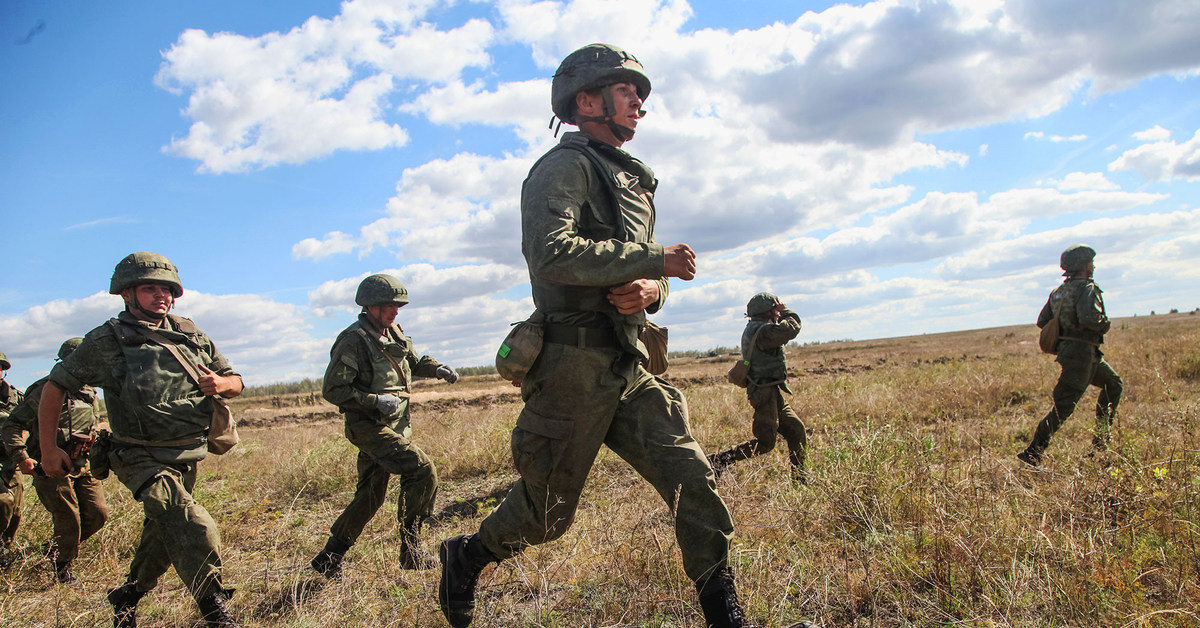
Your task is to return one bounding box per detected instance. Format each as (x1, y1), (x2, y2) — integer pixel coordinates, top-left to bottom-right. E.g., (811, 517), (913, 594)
(126, 287), (171, 322)
(574, 84), (645, 142)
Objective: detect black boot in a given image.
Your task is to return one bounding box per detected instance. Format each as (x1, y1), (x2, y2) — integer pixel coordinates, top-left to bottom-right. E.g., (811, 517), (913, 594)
(198, 589), (236, 627)
(310, 537), (350, 578)
(107, 583), (145, 628)
(697, 567), (757, 628)
(54, 560), (77, 584)
(438, 533), (497, 628)
(1017, 446), (1042, 467)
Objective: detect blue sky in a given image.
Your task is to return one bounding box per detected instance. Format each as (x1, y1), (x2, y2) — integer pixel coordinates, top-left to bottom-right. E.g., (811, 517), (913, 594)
(2, 0), (1199, 387)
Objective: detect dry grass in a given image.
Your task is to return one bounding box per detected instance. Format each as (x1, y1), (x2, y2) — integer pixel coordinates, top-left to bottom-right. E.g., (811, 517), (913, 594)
(2, 313), (1198, 626)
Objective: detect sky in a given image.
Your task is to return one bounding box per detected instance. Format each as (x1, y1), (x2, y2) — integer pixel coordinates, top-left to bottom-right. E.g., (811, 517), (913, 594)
(2, 0), (1199, 388)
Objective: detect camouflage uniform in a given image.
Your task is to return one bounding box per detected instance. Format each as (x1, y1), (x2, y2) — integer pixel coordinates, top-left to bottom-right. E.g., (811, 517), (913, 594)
(1020, 246), (1122, 465)
(0, 358), (24, 549)
(316, 311), (444, 568)
(2, 366), (109, 579)
(710, 302), (807, 478)
(50, 309), (238, 603)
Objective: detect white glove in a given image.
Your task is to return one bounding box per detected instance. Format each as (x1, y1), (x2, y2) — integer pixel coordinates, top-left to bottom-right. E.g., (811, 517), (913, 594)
(375, 394), (404, 416)
(436, 365), (459, 384)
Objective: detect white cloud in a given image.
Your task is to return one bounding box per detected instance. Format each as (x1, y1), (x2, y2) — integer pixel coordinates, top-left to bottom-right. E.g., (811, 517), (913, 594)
(1133, 125), (1171, 142)
(1108, 128), (1200, 182)
(155, 0), (495, 173)
(1039, 171), (1121, 191)
(292, 231), (358, 260)
(1025, 131), (1088, 142)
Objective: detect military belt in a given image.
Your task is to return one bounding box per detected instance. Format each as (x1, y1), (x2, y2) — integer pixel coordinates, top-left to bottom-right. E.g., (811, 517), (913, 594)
(543, 324), (619, 349)
(111, 433), (207, 449)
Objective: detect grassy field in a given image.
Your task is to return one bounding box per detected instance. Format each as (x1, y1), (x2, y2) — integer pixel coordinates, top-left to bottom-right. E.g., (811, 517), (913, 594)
(2, 313), (1198, 627)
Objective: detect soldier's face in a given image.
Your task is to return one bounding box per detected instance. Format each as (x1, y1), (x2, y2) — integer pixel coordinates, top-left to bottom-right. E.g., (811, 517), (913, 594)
(125, 284), (174, 319)
(367, 303), (401, 328)
(607, 82), (643, 130)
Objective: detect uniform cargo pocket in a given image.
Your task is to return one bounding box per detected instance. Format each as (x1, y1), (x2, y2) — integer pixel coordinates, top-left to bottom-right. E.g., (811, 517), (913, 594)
(511, 410), (574, 489)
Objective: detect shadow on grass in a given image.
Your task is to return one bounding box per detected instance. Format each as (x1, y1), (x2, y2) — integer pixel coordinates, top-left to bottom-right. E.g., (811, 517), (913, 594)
(432, 483), (514, 522)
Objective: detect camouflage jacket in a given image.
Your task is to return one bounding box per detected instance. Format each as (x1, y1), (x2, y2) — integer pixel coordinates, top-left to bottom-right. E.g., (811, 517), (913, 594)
(322, 313), (442, 428)
(742, 309), (802, 394)
(0, 380), (24, 473)
(521, 131), (670, 359)
(1, 377), (98, 463)
(49, 311), (239, 446)
(1037, 276), (1111, 345)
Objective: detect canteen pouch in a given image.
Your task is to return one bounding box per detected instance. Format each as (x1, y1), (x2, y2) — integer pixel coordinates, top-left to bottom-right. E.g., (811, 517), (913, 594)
(727, 359), (751, 388)
(1038, 317), (1060, 355)
(640, 321), (669, 375)
(207, 397), (239, 455)
(496, 313), (545, 384)
(88, 430), (113, 479)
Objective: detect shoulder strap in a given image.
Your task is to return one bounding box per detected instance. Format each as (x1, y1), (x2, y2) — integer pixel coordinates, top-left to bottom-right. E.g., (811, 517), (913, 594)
(741, 324), (768, 362)
(354, 325), (411, 390)
(116, 319), (207, 389)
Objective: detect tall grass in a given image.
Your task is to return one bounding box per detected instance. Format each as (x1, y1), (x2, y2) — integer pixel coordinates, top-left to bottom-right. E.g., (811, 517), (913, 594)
(1, 314), (1197, 626)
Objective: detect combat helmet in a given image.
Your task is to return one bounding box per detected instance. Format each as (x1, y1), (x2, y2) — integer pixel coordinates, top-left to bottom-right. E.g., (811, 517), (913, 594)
(57, 338), (83, 362)
(355, 274), (409, 307)
(551, 43), (650, 137)
(110, 252), (183, 297)
(1060, 244), (1097, 273)
(746, 292), (780, 317)
(0, 350), (9, 371)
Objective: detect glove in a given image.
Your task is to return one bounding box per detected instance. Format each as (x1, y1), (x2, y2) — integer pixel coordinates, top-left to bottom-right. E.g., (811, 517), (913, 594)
(375, 394), (404, 416)
(436, 365), (459, 384)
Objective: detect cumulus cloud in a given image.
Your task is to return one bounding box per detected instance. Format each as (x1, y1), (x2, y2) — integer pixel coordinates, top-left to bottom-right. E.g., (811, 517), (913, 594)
(1025, 131), (1089, 142)
(1108, 128), (1200, 182)
(155, 0), (495, 172)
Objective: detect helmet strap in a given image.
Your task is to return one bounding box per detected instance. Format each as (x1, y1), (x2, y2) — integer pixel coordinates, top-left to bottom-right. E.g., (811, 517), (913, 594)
(572, 84), (642, 142)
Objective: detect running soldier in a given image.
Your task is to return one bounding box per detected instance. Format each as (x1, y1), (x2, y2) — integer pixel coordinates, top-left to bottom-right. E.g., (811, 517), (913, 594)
(39, 252), (242, 627)
(309, 274), (459, 578)
(0, 350), (25, 557)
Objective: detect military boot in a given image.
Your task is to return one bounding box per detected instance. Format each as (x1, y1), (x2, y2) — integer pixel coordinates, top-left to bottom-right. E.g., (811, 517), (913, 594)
(1017, 446), (1043, 467)
(697, 567), (759, 628)
(107, 583), (145, 628)
(310, 537), (350, 579)
(54, 560), (78, 584)
(198, 590), (236, 627)
(438, 533), (497, 628)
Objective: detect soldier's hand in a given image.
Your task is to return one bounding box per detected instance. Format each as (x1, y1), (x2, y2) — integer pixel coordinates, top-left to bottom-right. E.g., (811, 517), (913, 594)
(39, 447), (74, 478)
(198, 364), (242, 397)
(436, 365), (459, 384)
(607, 279), (660, 315)
(663, 244), (696, 281)
(376, 394), (404, 416)
(17, 456), (38, 475)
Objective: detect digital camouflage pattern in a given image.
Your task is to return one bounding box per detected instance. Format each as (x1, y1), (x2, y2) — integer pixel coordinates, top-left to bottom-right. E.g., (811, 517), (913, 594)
(0, 359), (23, 548)
(49, 309), (239, 601)
(354, 273), (409, 307)
(710, 308), (808, 476)
(473, 129), (734, 586)
(2, 372), (108, 567)
(109, 251), (183, 297)
(551, 43), (650, 125)
(1022, 269), (1122, 463)
(321, 313), (443, 549)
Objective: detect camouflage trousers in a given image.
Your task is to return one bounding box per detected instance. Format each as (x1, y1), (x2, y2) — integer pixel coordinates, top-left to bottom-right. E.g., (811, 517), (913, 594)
(32, 471), (109, 564)
(718, 385), (807, 469)
(1029, 340), (1123, 454)
(330, 413), (438, 547)
(0, 470), (23, 546)
(478, 344), (734, 584)
(110, 447), (225, 602)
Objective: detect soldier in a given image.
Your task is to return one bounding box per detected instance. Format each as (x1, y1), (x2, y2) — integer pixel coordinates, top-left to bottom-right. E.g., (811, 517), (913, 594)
(38, 252), (242, 627)
(2, 338), (109, 583)
(0, 350), (25, 555)
(438, 44), (809, 628)
(309, 274), (459, 578)
(708, 293), (808, 482)
(1018, 245), (1123, 466)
